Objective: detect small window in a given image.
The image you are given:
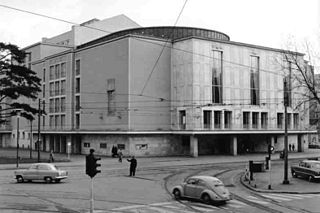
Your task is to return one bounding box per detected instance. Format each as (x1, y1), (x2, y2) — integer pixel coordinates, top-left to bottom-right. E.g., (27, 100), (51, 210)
(100, 143), (107, 149)
(136, 144), (148, 150)
(117, 144), (125, 150)
(84, 143), (90, 148)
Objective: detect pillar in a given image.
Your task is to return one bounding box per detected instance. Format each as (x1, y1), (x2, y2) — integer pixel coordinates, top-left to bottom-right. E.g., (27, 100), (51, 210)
(190, 135), (198, 157)
(231, 136), (237, 156)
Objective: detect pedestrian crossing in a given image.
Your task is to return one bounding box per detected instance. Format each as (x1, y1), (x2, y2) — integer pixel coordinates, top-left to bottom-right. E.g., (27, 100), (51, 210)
(109, 200), (248, 213)
(106, 194), (320, 213)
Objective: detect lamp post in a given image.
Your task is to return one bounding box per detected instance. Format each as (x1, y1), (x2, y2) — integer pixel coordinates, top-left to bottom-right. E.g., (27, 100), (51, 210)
(283, 79), (290, 184)
(15, 109), (22, 168)
(37, 99), (41, 162)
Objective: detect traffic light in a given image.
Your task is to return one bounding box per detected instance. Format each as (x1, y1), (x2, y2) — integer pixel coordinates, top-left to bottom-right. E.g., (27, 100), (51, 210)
(86, 151), (101, 178)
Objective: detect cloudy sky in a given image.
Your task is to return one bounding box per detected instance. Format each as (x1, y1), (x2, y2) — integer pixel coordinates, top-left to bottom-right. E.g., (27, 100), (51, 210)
(0, 0), (319, 54)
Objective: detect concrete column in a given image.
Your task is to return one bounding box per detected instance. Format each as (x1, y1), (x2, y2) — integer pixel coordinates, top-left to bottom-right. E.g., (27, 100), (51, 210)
(190, 135), (198, 157)
(270, 136), (275, 153)
(221, 111), (225, 129)
(231, 136), (237, 156)
(66, 135), (72, 153)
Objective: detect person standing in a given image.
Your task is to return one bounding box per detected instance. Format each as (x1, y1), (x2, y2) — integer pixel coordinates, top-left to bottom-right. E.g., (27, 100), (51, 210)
(292, 144), (295, 152)
(49, 150), (54, 163)
(289, 144), (292, 152)
(118, 149), (123, 163)
(127, 156), (137, 176)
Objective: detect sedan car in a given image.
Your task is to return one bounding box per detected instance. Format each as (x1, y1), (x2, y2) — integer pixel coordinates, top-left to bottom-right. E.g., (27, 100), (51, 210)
(14, 163), (68, 183)
(291, 160), (320, 182)
(172, 176), (231, 204)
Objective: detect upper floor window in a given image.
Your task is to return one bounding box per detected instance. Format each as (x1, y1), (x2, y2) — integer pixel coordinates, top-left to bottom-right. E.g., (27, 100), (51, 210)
(49, 66), (54, 80)
(61, 97), (66, 112)
(243, 112), (250, 129)
(261, 112), (268, 129)
(214, 111), (221, 129)
(212, 50), (223, 103)
(203, 110), (211, 129)
(179, 110), (186, 130)
(252, 112), (259, 129)
(75, 78), (80, 93)
(277, 113), (283, 129)
(250, 56), (259, 105)
(107, 79), (115, 115)
(61, 80), (66, 95)
(284, 62), (292, 107)
(293, 113), (299, 129)
(43, 68), (46, 82)
(75, 60), (80, 76)
(61, 62), (66, 78)
(224, 111), (232, 129)
(55, 64), (60, 79)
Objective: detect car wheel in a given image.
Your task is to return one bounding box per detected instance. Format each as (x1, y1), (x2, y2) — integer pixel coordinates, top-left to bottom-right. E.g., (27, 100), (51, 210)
(201, 193), (211, 204)
(16, 176), (24, 183)
(173, 189), (181, 199)
(44, 177), (52, 183)
(55, 179), (61, 183)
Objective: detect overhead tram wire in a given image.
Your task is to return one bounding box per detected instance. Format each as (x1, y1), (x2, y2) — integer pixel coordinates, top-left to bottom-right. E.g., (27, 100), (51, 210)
(0, 4), (295, 79)
(139, 0), (188, 96)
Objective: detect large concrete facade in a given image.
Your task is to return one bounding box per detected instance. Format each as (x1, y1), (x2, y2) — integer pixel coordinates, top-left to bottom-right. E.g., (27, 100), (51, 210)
(2, 18), (315, 157)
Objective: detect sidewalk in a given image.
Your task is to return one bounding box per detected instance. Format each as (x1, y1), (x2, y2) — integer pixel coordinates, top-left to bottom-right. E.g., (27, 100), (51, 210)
(240, 149), (320, 194)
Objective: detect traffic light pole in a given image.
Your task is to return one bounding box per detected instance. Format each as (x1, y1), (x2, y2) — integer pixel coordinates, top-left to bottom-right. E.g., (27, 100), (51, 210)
(90, 177), (94, 213)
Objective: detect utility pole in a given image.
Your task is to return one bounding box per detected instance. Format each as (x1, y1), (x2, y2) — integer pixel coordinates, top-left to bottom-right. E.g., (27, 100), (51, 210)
(29, 119), (33, 159)
(283, 79), (289, 184)
(16, 109), (21, 168)
(37, 99), (41, 162)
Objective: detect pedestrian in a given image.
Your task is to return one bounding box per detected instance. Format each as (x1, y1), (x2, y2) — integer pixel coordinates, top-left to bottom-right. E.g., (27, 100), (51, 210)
(49, 150), (54, 163)
(111, 145), (118, 158)
(127, 156), (137, 176)
(289, 144), (292, 152)
(292, 144), (295, 152)
(118, 149), (123, 163)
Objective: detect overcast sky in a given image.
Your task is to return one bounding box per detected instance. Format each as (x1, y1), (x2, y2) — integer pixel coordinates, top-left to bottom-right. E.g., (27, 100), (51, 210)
(0, 0), (319, 55)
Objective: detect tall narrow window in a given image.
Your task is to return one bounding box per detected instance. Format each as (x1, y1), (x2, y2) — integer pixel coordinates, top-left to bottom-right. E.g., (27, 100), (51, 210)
(61, 97), (66, 112)
(284, 62), (292, 107)
(243, 112), (250, 129)
(55, 64), (60, 79)
(75, 60), (80, 76)
(75, 96), (80, 111)
(75, 78), (80, 93)
(261, 112), (268, 129)
(55, 98), (60, 113)
(250, 56), (259, 105)
(49, 115), (54, 128)
(61, 80), (66, 95)
(252, 112), (259, 129)
(61, 62), (66, 78)
(42, 84), (45, 98)
(49, 99), (54, 113)
(49, 82), (54, 97)
(55, 81), (60, 96)
(61, 115), (65, 129)
(75, 114), (80, 129)
(212, 50), (223, 103)
(43, 68), (46, 82)
(179, 110), (186, 130)
(224, 111), (232, 129)
(287, 113), (291, 129)
(55, 115), (59, 129)
(293, 113), (299, 129)
(49, 66), (54, 80)
(203, 110), (211, 129)
(214, 111), (221, 129)
(277, 113), (283, 129)
(107, 79), (115, 115)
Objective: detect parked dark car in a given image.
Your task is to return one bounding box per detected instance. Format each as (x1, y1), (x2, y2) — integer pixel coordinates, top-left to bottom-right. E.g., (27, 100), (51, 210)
(291, 160), (320, 182)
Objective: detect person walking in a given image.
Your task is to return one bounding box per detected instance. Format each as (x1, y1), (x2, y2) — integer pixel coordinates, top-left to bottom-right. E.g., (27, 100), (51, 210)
(292, 144), (295, 152)
(49, 150), (54, 163)
(118, 149), (123, 163)
(127, 156), (137, 176)
(289, 144), (292, 152)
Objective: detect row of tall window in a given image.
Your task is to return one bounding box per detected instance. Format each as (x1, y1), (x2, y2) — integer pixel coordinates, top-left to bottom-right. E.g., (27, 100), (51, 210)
(49, 114), (66, 129)
(49, 97), (66, 113)
(212, 51), (291, 106)
(49, 63), (66, 80)
(75, 59), (81, 129)
(179, 110), (299, 130)
(49, 80), (66, 96)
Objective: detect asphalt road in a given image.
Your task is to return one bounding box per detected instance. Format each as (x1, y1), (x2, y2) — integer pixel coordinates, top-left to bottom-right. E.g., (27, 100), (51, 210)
(1, 158), (320, 213)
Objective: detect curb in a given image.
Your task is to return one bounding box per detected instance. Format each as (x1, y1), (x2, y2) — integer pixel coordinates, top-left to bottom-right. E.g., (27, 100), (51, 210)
(239, 172), (320, 194)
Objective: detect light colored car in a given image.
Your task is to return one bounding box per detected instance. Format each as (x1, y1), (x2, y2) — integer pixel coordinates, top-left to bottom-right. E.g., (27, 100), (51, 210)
(172, 176), (231, 204)
(291, 160), (320, 182)
(14, 163), (68, 183)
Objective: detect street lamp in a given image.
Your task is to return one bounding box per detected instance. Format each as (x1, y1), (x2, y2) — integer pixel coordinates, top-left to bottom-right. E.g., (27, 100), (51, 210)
(15, 109), (22, 168)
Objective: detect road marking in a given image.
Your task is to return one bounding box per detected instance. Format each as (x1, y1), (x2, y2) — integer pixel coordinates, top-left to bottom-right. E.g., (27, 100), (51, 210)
(148, 206), (176, 213)
(261, 194), (291, 201)
(149, 202), (176, 206)
(269, 194), (304, 199)
(229, 199), (249, 206)
(190, 202), (219, 210)
(111, 204), (146, 211)
(246, 195), (270, 205)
